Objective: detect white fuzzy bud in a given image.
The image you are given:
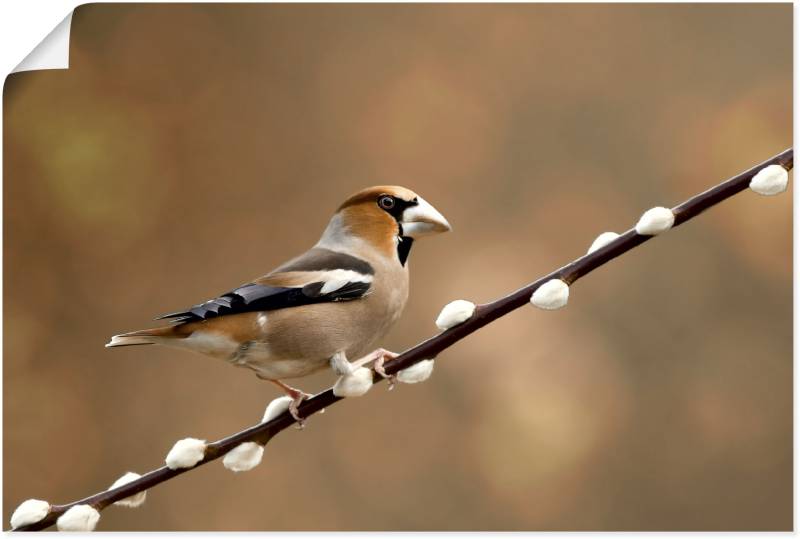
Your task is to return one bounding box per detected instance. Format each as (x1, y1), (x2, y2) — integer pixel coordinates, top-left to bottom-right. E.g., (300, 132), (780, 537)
(332, 367), (373, 397)
(10, 499), (50, 529)
(56, 504), (100, 532)
(262, 396), (293, 423)
(223, 442), (264, 472)
(635, 207), (675, 235)
(750, 164), (789, 196)
(397, 359), (435, 384)
(587, 231), (620, 254)
(531, 279), (570, 310)
(435, 300), (476, 330)
(109, 472), (146, 508)
(165, 437), (207, 470)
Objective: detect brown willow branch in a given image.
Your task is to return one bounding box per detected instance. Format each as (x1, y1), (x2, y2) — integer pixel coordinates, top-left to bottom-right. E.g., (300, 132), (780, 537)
(16, 148), (793, 531)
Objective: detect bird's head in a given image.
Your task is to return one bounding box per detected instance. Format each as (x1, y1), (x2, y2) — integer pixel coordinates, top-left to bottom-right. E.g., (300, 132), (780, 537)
(319, 186), (451, 265)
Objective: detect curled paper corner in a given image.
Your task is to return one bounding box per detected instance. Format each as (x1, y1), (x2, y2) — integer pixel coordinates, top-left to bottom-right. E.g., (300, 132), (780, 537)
(12, 11), (74, 74)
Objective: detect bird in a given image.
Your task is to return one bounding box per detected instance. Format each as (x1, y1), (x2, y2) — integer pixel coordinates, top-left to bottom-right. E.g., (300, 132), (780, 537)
(106, 186), (451, 424)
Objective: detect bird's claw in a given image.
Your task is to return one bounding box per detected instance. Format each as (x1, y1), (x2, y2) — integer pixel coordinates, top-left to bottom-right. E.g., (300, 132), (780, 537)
(345, 348), (399, 390)
(261, 378), (314, 428)
(288, 391), (313, 429)
(373, 354), (398, 390)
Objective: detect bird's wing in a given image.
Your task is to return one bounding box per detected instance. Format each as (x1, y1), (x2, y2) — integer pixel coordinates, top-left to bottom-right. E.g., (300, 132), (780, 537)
(156, 248), (374, 323)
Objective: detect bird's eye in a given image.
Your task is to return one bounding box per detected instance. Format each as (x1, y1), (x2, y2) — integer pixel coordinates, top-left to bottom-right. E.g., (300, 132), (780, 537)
(378, 196), (395, 210)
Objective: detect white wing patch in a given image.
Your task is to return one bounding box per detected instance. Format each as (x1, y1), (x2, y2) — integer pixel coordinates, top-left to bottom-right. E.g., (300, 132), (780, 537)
(318, 270), (373, 294)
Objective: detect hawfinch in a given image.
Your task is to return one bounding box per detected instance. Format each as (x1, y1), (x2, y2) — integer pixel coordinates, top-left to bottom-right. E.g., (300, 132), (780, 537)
(107, 186), (451, 422)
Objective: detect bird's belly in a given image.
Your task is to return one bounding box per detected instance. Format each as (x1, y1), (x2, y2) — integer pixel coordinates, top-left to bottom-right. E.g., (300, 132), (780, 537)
(222, 339), (326, 380)
(245, 355), (327, 380)
(263, 302), (388, 360)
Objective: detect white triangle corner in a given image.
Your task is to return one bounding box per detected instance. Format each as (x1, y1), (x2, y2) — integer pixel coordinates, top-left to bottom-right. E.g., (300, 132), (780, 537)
(12, 11), (74, 74)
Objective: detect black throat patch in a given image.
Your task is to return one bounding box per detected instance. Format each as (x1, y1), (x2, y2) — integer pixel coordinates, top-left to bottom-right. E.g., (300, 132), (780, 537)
(397, 235), (414, 266)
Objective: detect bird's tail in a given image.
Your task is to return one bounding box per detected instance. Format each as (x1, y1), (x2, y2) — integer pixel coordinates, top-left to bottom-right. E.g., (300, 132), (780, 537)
(105, 326), (179, 348)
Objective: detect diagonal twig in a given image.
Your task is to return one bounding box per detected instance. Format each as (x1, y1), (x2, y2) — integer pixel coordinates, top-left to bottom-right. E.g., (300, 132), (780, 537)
(14, 148), (793, 531)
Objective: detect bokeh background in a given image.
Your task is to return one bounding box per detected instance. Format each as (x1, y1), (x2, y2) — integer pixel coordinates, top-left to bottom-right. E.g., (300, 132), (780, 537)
(3, 3), (792, 531)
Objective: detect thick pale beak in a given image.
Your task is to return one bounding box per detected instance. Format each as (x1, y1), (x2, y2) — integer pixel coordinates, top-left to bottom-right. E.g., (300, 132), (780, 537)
(401, 196), (452, 238)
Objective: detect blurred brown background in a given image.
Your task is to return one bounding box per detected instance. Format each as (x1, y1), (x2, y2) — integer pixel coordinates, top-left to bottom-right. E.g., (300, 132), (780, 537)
(3, 3), (792, 531)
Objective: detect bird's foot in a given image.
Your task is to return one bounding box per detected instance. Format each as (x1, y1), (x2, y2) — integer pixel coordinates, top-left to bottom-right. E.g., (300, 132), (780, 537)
(353, 348), (399, 390)
(264, 378), (313, 429)
(373, 352), (399, 390)
(287, 390), (313, 429)
(332, 348), (399, 390)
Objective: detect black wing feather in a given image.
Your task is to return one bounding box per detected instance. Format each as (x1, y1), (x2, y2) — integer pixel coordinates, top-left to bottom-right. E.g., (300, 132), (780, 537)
(157, 248), (374, 324)
(156, 280), (371, 324)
